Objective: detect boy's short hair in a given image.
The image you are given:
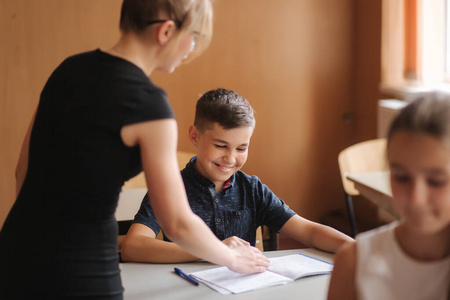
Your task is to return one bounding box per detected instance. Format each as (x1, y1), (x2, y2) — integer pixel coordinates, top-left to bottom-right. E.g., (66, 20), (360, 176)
(194, 88), (255, 133)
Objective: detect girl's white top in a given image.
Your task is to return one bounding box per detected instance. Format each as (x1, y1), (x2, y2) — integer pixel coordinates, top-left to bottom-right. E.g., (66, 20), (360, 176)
(356, 221), (450, 300)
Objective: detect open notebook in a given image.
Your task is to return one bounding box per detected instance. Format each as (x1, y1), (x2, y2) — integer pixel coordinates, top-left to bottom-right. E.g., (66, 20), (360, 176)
(190, 254), (333, 294)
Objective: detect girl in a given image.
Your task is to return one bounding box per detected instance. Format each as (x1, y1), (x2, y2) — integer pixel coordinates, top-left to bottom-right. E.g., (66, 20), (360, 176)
(0, 1), (268, 299)
(328, 96), (450, 300)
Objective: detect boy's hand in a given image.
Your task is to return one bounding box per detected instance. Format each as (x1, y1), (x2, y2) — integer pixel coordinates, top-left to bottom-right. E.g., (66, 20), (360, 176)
(228, 245), (270, 274)
(222, 236), (250, 248)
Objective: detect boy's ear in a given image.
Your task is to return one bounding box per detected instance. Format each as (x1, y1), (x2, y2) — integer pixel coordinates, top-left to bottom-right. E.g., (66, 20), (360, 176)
(156, 20), (177, 46)
(188, 125), (199, 147)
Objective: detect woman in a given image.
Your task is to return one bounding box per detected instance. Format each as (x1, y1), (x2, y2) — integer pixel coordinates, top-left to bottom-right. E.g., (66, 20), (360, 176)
(0, 1), (269, 299)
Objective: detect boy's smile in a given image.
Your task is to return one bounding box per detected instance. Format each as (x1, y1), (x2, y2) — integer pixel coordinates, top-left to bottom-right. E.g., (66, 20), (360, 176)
(189, 122), (254, 192)
(214, 163), (233, 173)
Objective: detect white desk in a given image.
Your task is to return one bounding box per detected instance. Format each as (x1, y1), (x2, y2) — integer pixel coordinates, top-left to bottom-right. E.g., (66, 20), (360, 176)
(120, 248), (334, 300)
(115, 188), (147, 222)
(346, 171), (400, 219)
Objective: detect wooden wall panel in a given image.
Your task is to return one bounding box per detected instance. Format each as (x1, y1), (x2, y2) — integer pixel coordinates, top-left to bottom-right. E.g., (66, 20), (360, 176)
(152, 0), (355, 221)
(0, 0), (381, 229)
(0, 0), (123, 228)
(353, 0), (382, 142)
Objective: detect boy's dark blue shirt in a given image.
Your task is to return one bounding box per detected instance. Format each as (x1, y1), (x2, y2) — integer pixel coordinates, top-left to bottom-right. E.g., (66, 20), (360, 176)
(132, 156), (296, 246)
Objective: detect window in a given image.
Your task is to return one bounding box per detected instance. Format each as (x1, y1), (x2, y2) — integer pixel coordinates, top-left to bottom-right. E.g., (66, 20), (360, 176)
(446, 0), (450, 77)
(381, 0), (450, 98)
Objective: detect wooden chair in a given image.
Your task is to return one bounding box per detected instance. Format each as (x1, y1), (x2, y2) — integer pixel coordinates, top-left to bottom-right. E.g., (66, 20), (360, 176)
(255, 227), (264, 251)
(338, 138), (388, 237)
(261, 225), (278, 251)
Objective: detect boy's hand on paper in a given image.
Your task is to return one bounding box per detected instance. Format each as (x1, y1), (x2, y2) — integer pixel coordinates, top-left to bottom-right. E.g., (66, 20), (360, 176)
(222, 236), (250, 248)
(228, 245), (270, 274)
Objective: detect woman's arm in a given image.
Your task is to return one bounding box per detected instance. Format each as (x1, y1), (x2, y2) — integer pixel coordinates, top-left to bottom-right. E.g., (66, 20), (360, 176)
(121, 223), (251, 263)
(121, 119), (269, 273)
(15, 110), (36, 196)
(327, 241), (357, 300)
(279, 215), (354, 253)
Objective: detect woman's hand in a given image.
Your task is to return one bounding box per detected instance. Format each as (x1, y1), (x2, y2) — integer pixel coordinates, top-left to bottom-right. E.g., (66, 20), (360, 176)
(227, 245), (270, 274)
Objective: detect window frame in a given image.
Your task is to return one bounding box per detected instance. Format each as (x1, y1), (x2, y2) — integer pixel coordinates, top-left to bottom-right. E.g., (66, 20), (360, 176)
(381, 0), (450, 99)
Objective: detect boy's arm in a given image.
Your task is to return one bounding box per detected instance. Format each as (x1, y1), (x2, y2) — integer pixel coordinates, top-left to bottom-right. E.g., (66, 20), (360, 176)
(279, 215), (354, 253)
(327, 241), (357, 300)
(121, 223), (199, 263)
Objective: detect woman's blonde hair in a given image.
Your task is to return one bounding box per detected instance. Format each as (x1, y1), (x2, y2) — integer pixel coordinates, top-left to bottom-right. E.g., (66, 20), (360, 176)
(120, 0), (213, 58)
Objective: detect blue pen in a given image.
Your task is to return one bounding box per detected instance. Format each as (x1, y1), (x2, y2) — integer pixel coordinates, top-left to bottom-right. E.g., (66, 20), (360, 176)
(174, 268), (200, 286)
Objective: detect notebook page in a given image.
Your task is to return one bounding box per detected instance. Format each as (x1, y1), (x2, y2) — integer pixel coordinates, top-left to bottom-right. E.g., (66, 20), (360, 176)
(268, 254), (333, 280)
(190, 266), (292, 294)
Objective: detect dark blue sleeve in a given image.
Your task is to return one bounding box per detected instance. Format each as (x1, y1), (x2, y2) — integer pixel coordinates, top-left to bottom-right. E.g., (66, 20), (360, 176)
(254, 177), (297, 232)
(132, 193), (161, 235)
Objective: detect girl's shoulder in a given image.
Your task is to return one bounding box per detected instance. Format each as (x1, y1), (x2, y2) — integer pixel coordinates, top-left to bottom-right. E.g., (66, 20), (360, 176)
(356, 221), (398, 244)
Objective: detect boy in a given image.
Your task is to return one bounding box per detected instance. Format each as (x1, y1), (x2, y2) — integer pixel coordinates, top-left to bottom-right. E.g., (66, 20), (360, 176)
(121, 88), (353, 263)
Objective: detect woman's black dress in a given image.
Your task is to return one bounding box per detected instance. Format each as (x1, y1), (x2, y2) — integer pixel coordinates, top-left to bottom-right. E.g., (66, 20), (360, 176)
(0, 50), (174, 299)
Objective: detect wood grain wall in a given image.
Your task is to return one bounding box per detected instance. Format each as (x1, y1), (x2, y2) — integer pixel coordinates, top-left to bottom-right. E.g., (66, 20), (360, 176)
(0, 0), (381, 229)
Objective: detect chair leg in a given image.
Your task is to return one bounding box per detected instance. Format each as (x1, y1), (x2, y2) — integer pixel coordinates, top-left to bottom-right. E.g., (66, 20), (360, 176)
(268, 229), (279, 251)
(345, 193), (357, 238)
(262, 226), (279, 251)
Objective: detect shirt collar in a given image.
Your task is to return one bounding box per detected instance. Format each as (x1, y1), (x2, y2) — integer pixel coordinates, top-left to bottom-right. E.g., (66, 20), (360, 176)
(183, 156), (235, 190)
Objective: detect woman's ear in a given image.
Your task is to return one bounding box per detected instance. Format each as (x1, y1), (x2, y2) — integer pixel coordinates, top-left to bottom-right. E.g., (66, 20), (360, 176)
(156, 20), (178, 46)
(188, 125), (199, 147)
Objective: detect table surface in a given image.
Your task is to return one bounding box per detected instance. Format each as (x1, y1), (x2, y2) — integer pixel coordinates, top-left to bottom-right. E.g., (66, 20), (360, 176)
(346, 171), (400, 219)
(120, 248), (335, 300)
(346, 171), (392, 197)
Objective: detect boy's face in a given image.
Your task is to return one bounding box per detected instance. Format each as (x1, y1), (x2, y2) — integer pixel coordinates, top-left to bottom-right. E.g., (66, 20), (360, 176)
(189, 122), (254, 191)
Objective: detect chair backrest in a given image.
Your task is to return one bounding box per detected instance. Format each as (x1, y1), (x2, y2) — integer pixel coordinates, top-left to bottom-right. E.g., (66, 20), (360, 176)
(338, 138), (388, 196)
(255, 226), (263, 251)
